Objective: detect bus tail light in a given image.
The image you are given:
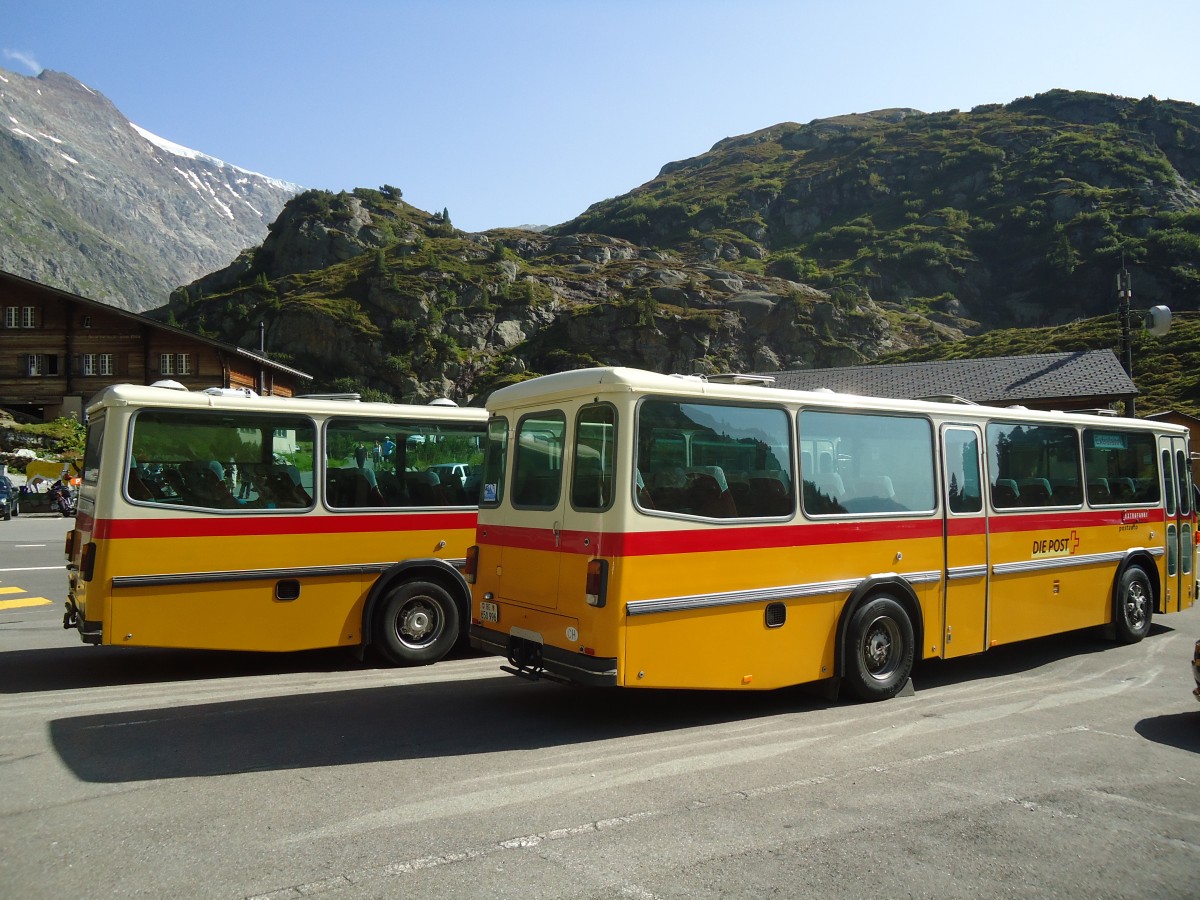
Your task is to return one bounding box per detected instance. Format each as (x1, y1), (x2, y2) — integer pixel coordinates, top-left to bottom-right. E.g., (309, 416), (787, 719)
(464, 545), (479, 584)
(80, 542), (96, 582)
(585, 558), (609, 607)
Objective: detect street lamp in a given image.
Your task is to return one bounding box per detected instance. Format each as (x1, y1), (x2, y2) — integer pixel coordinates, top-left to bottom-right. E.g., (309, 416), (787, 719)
(1116, 266), (1171, 417)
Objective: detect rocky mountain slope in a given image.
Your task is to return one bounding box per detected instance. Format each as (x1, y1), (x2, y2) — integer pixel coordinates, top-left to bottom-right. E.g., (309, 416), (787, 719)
(0, 67), (301, 311)
(160, 188), (919, 404)
(157, 90), (1200, 406)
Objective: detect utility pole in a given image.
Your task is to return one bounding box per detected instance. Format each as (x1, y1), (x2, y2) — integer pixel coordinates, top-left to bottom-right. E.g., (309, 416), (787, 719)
(1117, 266), (1135, 417)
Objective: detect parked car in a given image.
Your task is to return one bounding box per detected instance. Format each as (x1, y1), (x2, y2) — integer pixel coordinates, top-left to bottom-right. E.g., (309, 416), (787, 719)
(0, 476), (18, 520)
(427, 463), (471, 488)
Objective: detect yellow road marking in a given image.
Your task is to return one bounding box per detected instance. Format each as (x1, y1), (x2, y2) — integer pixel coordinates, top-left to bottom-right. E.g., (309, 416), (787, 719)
(0, 597), (53, 610)
(0, 586), (26, 595)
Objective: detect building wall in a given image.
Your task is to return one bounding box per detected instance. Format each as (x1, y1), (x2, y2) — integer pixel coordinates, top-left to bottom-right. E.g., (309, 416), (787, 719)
(1, 275), (300, 420)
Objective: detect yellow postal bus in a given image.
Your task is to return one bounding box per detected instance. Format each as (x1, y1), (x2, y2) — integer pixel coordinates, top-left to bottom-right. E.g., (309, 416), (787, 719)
(65, 383), (486, 664)
(467, 367), (1195, 700)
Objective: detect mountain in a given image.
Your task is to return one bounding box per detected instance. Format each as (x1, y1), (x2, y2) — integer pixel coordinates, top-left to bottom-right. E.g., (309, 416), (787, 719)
(159, 90), (1200, 408)
(0, 67), (301, 311)
(558, 90), (1200, 329)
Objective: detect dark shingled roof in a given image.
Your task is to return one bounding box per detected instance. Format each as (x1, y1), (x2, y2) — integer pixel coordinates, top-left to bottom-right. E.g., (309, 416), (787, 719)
(758, 350), (1135, 407)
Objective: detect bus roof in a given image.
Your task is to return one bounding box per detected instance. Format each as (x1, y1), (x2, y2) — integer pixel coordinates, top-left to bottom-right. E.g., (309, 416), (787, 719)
(85, 383), (488, 423)
(485, 367), (1188, 434)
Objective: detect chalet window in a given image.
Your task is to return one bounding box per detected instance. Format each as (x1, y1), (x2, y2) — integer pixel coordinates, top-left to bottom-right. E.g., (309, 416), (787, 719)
(99, 353), (114, 376)
(26, 354), (59, 376)
(82, 315), (92, 328)
(21, 306), (37, 328)
(4, 307), (17, 328)
(177, 353), (191, 375)
(160, 353), (174, 375)
(82, 354), (96, 376)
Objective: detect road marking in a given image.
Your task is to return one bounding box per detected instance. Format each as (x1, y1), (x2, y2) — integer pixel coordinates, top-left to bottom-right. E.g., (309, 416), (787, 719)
(0, 586), (25, 594)
(0, 597), (53, 610)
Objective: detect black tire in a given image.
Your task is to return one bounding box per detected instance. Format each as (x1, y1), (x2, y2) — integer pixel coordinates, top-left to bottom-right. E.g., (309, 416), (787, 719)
(1114, 565), (1153, 644)
(843, 594), (915, 702)
(372, 580), (460, 666)
(2, 508), (9, 521)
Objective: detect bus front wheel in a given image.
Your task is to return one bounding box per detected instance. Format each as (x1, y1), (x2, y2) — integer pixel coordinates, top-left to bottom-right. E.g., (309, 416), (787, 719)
(373, 580), (460, 666)
(1114, 565), (1152, 644)
(844, 595), (914, 702)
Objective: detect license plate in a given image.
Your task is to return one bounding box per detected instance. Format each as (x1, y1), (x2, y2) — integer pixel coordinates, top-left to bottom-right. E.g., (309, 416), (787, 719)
(480, 601), (499, 624)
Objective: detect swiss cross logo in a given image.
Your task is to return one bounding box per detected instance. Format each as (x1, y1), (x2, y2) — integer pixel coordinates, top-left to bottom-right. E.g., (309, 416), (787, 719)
(1032, 531), (1080, 558)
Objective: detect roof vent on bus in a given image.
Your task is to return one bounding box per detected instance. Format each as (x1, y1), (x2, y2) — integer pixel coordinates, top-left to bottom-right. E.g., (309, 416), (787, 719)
(917, 394), (978, 405)
(1078, 408), (1119, 417)
(428, 398), (459, 407)
(703, 373), (776, 387)
(150, 379), (188, 391)
(203, 387), (259, 398)
(296, 393), (361, 401)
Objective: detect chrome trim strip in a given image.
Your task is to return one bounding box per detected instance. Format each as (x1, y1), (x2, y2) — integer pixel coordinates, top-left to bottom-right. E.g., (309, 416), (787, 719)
(626, 570), (942, 617)
(113, 558), (466, 589)
(948, 564), (988, 580)
(991, 550), (1127, 576)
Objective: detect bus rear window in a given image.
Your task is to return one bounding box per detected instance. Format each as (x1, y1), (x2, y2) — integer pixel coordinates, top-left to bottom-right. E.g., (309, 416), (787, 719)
(512, 412), (566, 509)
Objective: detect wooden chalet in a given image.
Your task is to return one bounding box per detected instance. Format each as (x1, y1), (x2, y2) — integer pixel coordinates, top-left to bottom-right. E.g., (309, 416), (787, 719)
(0, 270), (311, 421)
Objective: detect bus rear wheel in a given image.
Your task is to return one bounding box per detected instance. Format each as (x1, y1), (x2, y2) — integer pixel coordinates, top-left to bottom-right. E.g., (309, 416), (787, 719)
(844, 595), (914, 702)
(373, 580), (460, 666)
(1114, 565), (1152, 644)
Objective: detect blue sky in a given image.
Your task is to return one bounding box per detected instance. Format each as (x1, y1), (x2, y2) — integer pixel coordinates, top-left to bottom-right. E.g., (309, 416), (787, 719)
(5, 1), (1199, 233)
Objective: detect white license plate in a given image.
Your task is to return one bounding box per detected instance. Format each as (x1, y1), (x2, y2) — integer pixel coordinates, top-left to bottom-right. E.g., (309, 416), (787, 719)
(480, 601), (499, 624)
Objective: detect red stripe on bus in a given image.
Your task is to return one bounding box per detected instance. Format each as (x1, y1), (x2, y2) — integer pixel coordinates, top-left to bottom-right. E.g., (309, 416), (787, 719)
(93, 511), (477, 540)
(478, 518), (945, 557)
(985, 508), (1163, 533)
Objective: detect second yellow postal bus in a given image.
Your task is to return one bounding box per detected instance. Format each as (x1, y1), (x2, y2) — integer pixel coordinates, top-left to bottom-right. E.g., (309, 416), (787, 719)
(65, 383), (486, 664)
(467, 367), (1195, 700)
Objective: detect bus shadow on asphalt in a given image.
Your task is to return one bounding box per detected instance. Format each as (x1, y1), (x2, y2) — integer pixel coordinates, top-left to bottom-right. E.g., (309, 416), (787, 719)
(46, 624), (1177, 784)
(0, 643), (479, 694)
(911, 623), (1174, 690)
(49, 677), (832, 783)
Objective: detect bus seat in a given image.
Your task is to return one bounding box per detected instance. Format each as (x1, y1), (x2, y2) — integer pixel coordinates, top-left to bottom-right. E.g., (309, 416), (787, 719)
(407, 471), (448, 506)
(1112, 477), (1136, 500)
(801, 451), (813, 476)
(812, 472), (845, 501)
(353, 468), (385, 507)
(749, 471), (791, 516)
(1018, 477), (1053, 505)
(818, 452), (835, 474)
(685, 467), (737, 518)
(992, 478), (1020, 507)
(855, 475), (895, 500)
(1088, 478), (1111, 504)
(127, 469), (155, 501)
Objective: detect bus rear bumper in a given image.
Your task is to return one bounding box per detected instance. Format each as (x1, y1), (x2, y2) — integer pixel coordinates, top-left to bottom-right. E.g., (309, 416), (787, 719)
(470, 624), (618, 687)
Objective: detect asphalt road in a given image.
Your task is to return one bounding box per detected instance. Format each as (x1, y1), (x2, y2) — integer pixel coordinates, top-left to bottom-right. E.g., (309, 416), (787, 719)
(1, 514), (1198, 899)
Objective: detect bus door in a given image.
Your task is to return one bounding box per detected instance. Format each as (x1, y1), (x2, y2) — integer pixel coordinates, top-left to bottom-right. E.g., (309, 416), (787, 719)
(494, 409), (568, 610)
(1158, 435), (1194, 613)
(941, 425), (989, 657)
